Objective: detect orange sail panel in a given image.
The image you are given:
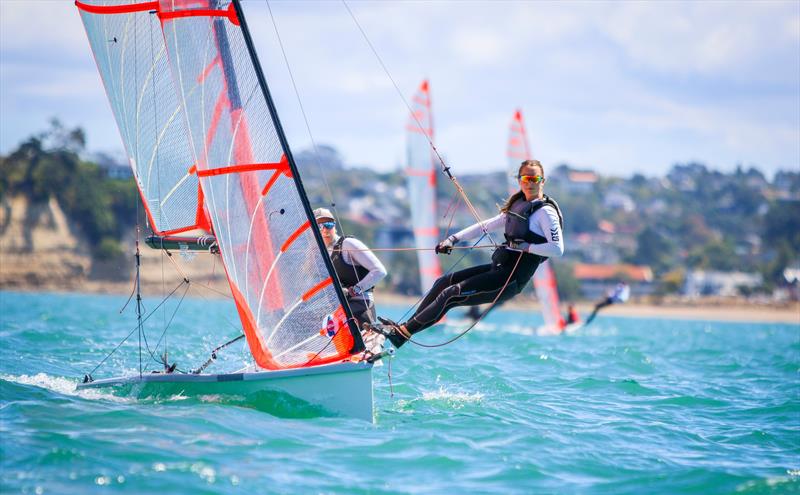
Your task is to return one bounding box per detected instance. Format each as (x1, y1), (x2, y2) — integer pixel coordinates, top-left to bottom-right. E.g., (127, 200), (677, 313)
(405, 80), (442, 293)
(76, 1), (210, 236)
(157, 0), (362, 368)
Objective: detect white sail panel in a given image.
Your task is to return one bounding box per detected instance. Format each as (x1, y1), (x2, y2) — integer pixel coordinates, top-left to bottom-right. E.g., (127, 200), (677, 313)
(405, 80), (442, 292)
(76, 0), (209, 235)
(157, 0), (362, 369)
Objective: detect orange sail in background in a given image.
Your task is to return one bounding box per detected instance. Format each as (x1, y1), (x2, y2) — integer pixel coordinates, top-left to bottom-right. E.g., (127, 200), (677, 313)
(405, 80), (442, 293)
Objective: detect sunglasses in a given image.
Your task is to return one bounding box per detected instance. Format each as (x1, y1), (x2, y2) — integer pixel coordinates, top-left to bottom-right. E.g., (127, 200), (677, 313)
(319, 221), (336, 230)
(519, 174), (545, 184)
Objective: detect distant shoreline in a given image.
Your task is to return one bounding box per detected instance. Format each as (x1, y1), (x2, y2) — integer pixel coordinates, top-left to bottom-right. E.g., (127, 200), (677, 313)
(2, 285), (797, 325)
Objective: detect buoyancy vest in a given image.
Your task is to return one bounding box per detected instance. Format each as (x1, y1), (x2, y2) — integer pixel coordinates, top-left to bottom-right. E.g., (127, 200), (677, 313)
(493, 195), (563, 281)
(331, 236), (371, 290)
(503, 195), (563, 245)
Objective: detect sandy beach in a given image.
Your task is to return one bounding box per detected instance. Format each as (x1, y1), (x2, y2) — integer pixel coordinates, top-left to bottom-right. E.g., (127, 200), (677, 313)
(377, 292), (800, 324)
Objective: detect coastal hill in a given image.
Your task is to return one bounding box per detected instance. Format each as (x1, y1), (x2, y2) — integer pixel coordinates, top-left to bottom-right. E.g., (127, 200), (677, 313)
(1, 122), (798, 309)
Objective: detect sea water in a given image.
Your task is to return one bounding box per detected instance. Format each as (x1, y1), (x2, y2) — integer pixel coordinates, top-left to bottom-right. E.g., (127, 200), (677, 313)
(1, 291), (798, 494)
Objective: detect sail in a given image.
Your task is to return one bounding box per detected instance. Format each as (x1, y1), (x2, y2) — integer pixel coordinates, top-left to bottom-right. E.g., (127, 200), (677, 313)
(507, 110), (564, 330)
(405, 80), (442, 292)
(77, 0), (364, 369)
(76, 0), (209, 236)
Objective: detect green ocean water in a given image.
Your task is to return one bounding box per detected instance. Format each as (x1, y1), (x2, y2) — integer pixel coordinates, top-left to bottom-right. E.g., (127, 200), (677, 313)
(1, 290), (798, 494)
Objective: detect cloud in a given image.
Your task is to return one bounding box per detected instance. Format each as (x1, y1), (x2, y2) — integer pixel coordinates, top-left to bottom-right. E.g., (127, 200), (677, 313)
(0, 0), (797, 179)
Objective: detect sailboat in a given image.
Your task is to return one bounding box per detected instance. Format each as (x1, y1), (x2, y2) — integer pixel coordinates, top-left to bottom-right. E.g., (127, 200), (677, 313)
(74, 0), (379, 420)
(405, 80), (442, 293)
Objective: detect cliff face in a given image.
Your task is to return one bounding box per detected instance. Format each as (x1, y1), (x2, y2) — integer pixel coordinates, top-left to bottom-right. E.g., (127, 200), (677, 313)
(0, 195), (92, 290)
(0, 195), (229, 296)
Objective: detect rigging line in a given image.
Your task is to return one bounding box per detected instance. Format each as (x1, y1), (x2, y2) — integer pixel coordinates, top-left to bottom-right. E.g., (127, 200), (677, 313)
(285, 244), (500, 253)
(264, 0), (359, 321)
(148, 280), (190, 362)
(396, 234), (488, 324)
(407, 249), (523, 349)
(341, 0), (491, 237)
(264, 0), (338, 219)
(139, 285), (186, 372)
(147, 15), (170, 364)
(85, 279), (189, 377)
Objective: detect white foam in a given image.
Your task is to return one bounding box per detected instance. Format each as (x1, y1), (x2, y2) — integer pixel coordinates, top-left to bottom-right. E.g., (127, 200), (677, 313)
(1, 372), (132, 403)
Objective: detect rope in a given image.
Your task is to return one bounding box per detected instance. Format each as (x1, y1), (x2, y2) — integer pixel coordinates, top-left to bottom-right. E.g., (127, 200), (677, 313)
(84, 279), (189, 378)
(404, 250), (523, 348)
(341, 0), (492, 240)
(263, 0), (361, 329)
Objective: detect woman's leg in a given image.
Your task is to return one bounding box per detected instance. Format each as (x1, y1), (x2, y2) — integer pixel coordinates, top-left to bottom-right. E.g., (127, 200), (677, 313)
(404, 266), (522, 334)
(409, 264), (493, 322)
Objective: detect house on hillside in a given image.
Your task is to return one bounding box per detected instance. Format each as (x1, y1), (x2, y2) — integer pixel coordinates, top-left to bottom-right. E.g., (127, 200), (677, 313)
(682, 270), (762, 298)
(574, 263), (654, 300)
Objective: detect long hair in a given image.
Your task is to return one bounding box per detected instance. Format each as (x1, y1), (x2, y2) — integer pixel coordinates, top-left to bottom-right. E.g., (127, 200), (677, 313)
(500, 159), (544, 213)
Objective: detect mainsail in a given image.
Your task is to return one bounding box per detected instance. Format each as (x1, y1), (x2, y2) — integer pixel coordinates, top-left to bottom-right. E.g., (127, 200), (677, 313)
(508, 110), (564, 330)
(405, 80), (442, 292)
(77, 0), (364, 369)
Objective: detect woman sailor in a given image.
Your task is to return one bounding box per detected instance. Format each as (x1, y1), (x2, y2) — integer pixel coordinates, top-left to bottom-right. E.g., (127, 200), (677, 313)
(371, 159), (564, 348)
(314, 208), (387, 330)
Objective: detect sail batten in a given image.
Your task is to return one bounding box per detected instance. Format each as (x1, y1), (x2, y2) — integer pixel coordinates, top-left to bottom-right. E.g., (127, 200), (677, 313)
(78, 0), (364, 370)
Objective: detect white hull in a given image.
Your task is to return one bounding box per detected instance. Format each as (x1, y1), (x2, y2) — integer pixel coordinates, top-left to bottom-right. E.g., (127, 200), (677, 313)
(77, 361), (374, 421)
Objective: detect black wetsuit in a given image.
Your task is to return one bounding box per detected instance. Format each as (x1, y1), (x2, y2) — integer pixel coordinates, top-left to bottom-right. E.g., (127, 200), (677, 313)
(401, 197), (562, 337)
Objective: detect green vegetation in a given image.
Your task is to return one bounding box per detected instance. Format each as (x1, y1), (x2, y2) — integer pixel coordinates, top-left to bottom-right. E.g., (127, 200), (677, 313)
(3, 122), (797, 295)
(0, 120), (137, 259)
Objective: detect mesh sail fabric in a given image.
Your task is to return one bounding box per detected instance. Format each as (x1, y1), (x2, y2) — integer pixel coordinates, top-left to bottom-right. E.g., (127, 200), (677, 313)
(77, 1), (207, 235)
(405, 80), (442, 293)
(157, 0), (358, 369)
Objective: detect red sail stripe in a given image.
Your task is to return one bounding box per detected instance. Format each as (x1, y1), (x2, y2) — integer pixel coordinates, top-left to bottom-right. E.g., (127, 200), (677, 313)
(204, 89), (229, 156)
(158, 3), (239, 26)
(420, 266), (443, 276)
(302, 278), (332, 302)
(197, 56), (220, 84)
(280, 221), (310, 253)
(196, 162), (287, 177)
(260, 155), (290, 196)
(75, 0), (158, 14)
(413, 226), (439, 236)
(406, 125), (433, 135)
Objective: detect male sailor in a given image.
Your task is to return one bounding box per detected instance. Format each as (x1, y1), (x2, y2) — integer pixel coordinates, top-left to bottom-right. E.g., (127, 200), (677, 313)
(314, 208), (387, 331)
(585, 282), (630, 324)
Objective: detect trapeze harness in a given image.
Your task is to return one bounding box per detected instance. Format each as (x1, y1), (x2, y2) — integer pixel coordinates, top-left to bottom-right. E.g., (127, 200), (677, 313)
(402, 196), (564, 337)
(331, 236), (376, 328)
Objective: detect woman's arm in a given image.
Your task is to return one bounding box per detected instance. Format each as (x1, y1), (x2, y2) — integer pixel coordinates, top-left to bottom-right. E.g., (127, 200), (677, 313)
(525, 206), (564, 257)
(451, 213), (505, 243)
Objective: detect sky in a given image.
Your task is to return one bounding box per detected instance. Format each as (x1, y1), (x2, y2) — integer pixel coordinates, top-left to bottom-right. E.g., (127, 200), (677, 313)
(1, 0), (798, 178)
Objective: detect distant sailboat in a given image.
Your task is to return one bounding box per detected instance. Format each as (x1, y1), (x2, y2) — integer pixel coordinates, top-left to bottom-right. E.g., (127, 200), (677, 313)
(75, 0), (379, 420)
(405, 80), (442, 293)
(508, 110), (565, 332)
